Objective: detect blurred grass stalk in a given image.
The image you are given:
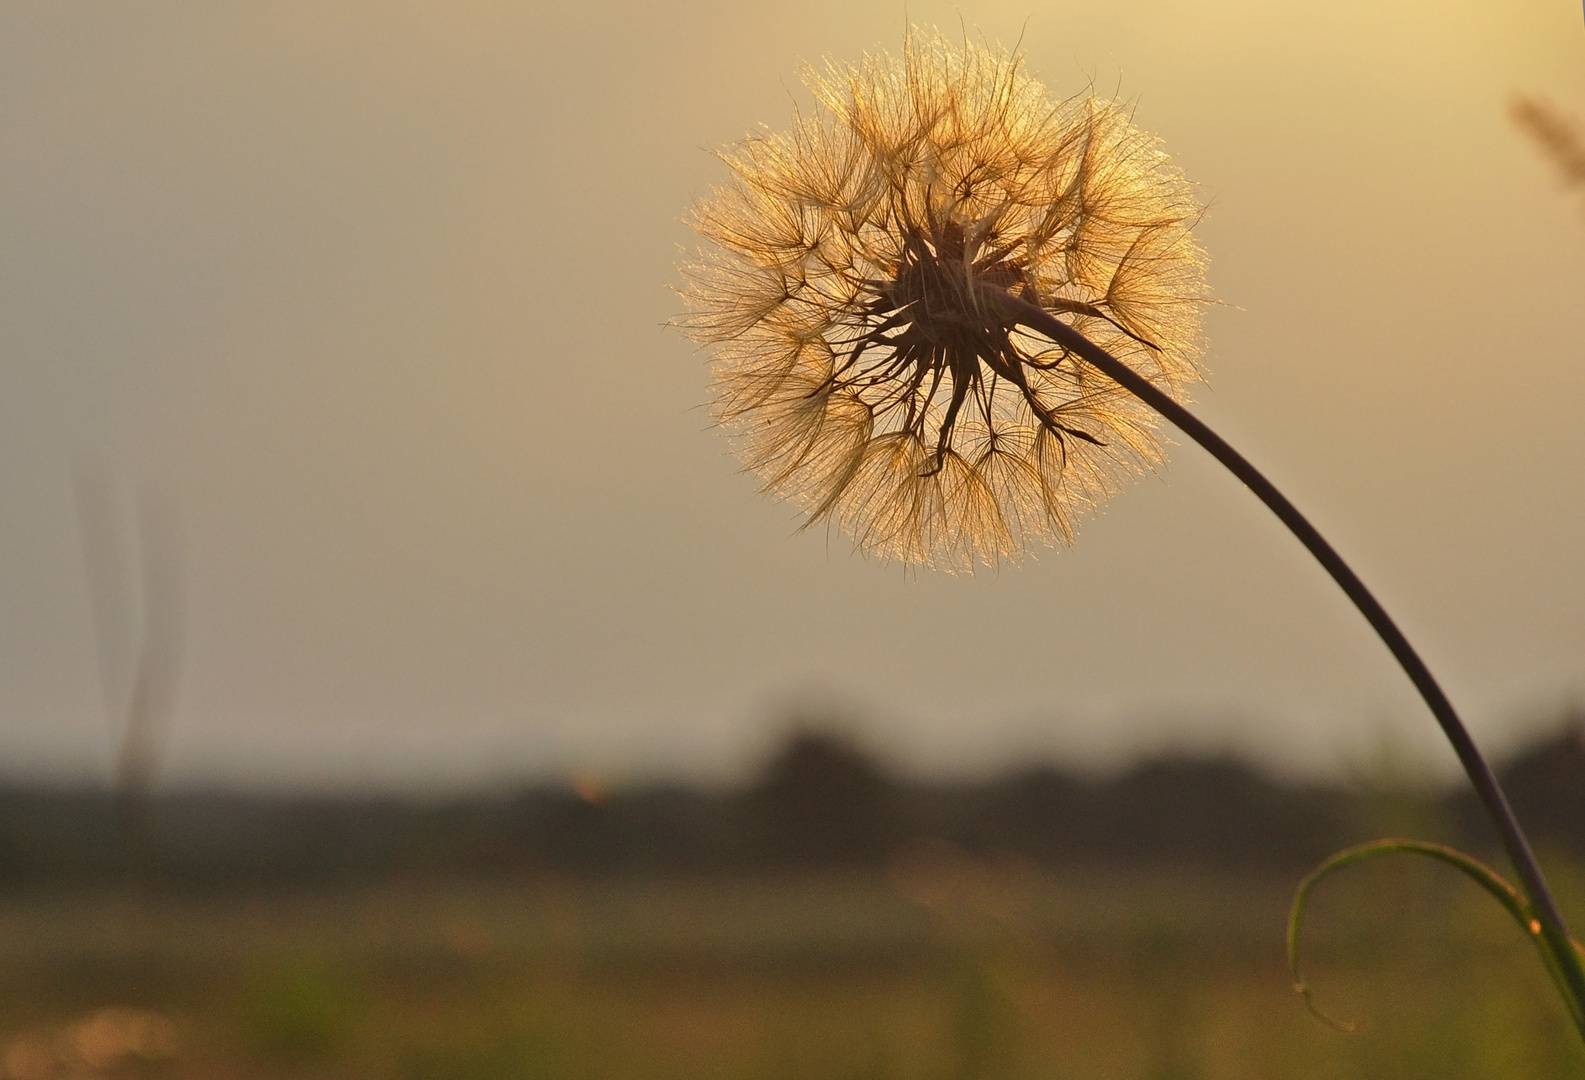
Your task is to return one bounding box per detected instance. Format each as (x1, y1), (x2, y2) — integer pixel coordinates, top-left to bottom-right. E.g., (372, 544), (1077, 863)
(1512, 95), (1585, 205)
(73, 464), (185, 887)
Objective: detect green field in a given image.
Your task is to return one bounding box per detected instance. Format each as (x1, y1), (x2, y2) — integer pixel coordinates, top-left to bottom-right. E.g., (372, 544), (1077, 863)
(3, 851), (1583, 1079)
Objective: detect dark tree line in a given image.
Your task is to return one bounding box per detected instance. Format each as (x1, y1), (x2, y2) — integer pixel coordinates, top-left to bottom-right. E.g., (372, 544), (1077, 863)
(0, 724), (1581, 888)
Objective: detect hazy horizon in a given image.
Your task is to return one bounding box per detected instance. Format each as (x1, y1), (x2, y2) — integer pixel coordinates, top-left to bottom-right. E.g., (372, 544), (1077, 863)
(2, 1), (1583, 793)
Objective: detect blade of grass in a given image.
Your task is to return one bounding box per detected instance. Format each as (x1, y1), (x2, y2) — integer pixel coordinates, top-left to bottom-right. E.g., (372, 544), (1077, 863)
(1287, 839), (1585, 1038)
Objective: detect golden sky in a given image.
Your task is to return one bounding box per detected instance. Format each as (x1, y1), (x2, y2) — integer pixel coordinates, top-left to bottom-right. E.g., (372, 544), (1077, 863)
(1, 0), (1582, 788)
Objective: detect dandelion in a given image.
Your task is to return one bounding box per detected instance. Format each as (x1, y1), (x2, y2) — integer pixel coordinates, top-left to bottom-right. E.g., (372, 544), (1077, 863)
(678, 31), (1207, 570)
(676, 29), (1585, 1037)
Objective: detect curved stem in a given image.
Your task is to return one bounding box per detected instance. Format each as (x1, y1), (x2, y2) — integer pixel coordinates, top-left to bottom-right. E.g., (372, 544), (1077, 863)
(999, 291), (1585, 1019)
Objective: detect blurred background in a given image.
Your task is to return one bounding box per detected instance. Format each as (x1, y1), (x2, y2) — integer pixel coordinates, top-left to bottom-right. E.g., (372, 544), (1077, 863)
(1, 0), (1584, 1076)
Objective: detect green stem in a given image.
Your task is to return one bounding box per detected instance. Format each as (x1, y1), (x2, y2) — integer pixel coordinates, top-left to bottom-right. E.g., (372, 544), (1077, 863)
(995, 289), (1585, 1030)
(1288, 840), (1585, 1039)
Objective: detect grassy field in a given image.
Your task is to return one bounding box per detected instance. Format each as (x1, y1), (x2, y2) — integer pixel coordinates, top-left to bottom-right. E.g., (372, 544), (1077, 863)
(2, 847), (1583, 1079)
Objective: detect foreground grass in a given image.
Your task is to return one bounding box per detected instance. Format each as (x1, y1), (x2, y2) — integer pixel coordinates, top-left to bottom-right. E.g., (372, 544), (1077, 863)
(1, 851), (1583, 1079)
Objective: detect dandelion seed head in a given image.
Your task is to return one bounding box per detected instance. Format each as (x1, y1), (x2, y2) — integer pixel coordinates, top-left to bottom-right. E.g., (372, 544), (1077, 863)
(678, 30), (1208, 571)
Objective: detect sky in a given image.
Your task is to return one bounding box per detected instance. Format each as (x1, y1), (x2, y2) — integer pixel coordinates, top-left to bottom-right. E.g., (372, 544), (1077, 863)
(0, 0), (1583, 792)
